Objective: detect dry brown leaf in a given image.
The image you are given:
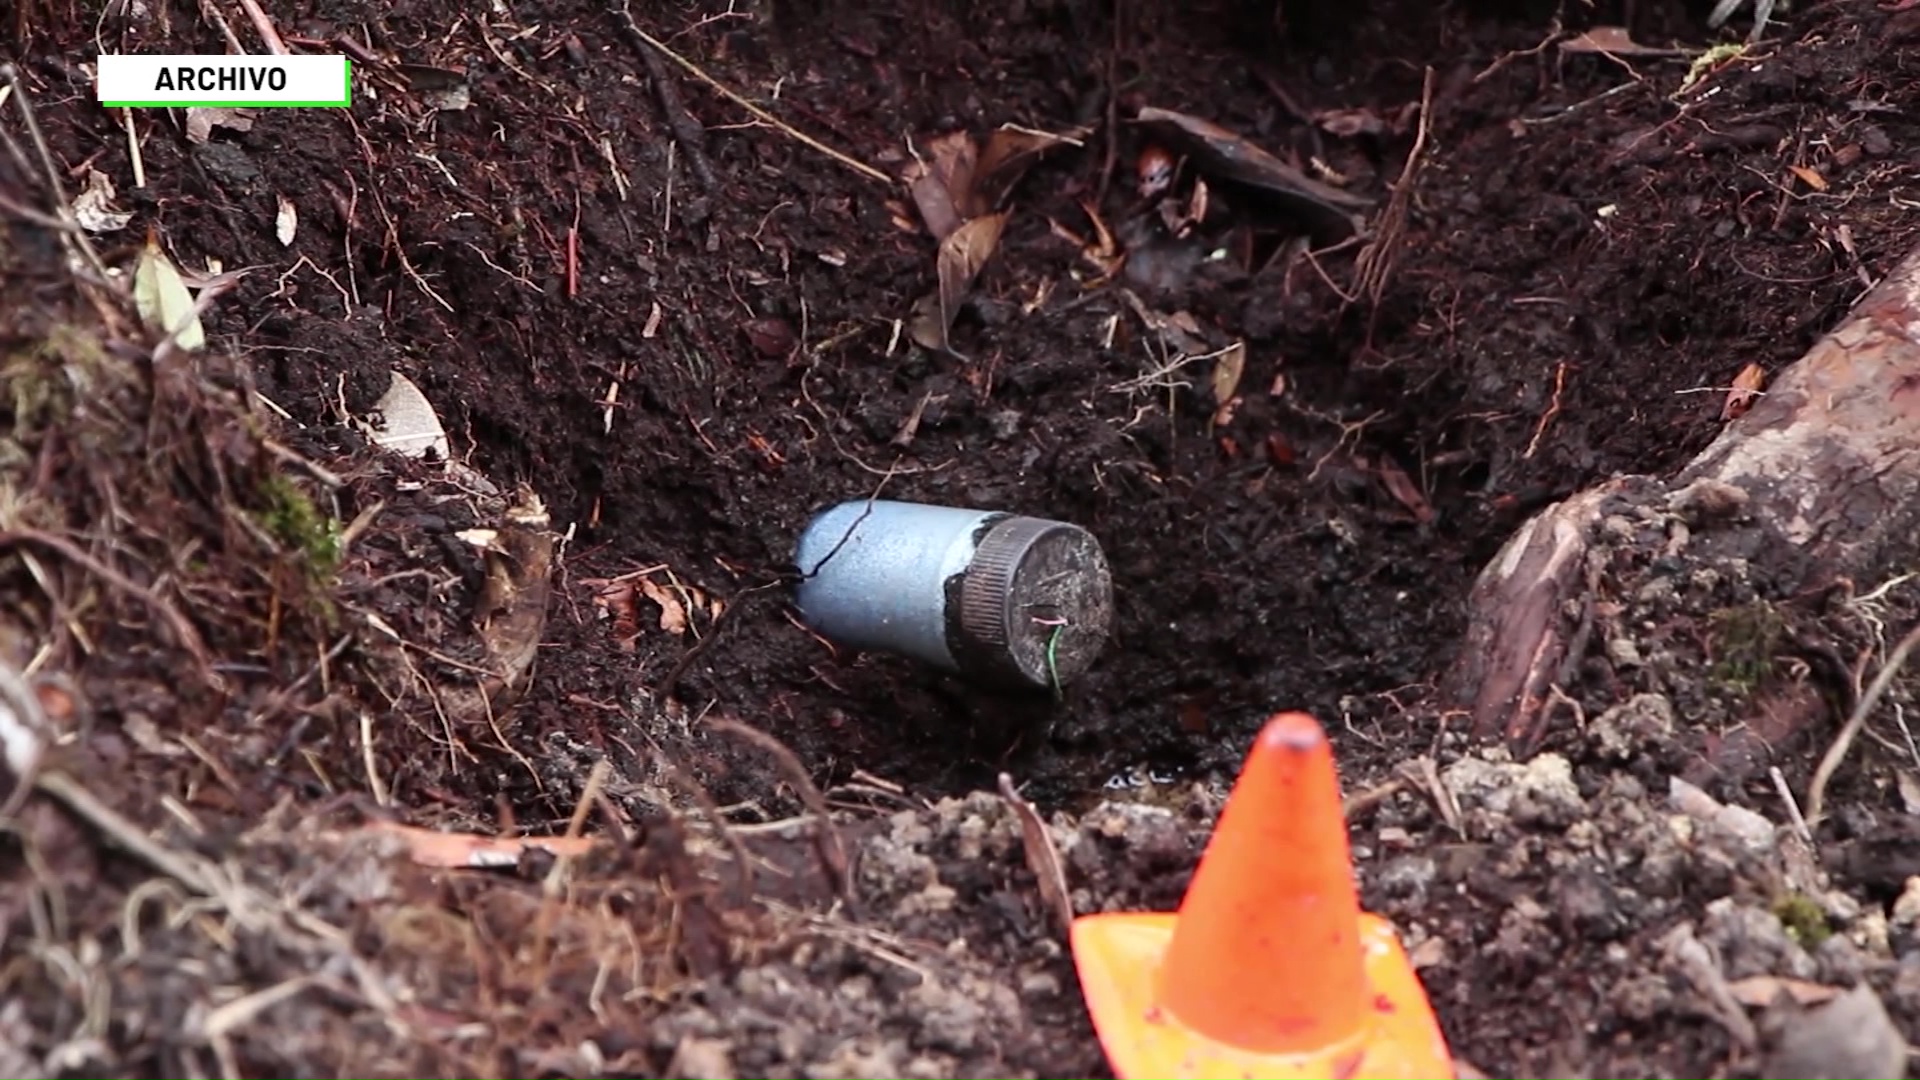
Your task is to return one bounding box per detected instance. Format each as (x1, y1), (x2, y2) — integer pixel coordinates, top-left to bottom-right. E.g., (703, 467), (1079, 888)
(904, 130), (977, 243)
(583, 578), (642, 651)
(972, 125), (1086, 216)
(1210, 341), (1246, 427)
(72, 169), (132, 233)
(637, 577), (689, 635)
(1788, 164), (1830, 192)
(184, 106), (254, 144)
(998, 773), (1073, 937)
(1728, 975), (1843, 1008)
(907, 211), (1008, 354)
(1376, 456), (1435, 524)
(1314, 105), (1417, 139)
(1135, 105), (1371, 238)
(1561, 26), (1683, 55)
(1722, 362), (1768, 421)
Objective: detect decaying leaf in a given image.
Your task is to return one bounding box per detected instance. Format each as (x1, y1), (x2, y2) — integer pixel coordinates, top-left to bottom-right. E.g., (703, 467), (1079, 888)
(1561, 26), (1686, 56)
(1050, 198), (1126, 284)
(906, 124), (1083, 242)
(907, 211), (1008, 354)
(1788, 165), (1829, 192)
(364, 371), (451, 459)
(583, 578), (643, 651)
(1375, 455), (1435, 524)
(1210, 341), (1246, 427)
(998, 773), (1073, 937)
(1314, 104), (1419, 139)
(1117, 289), (1212, 357)
(904, 130), (977, 243)
(638, 577), (690, 635)
(275, 194), (298, 247)
(468, 490), (556, 702)
(1135, 106), (1372, 238)
(132, 230), (207, 352)
(971, 124), (1087, 215)
(184, 106), (254, 144)
(400, 64), (473, 112)
(1722, 362), (1768, 421)
(72, 169), (133, 233)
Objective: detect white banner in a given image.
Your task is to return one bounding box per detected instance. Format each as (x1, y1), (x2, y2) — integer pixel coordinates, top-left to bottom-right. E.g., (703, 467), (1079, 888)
(97, 54), (352, 107)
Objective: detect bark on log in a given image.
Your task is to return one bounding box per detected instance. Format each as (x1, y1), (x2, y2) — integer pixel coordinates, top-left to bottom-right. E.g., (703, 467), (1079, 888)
(1450, 244), (1920, 752)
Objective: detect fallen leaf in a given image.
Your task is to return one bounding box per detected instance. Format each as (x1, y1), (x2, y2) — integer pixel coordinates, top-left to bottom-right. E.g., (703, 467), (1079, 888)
(637, 578), (689, 635)
(400, 64), (472, 112)
(1314, 105), (1418, 139)
(132, 230), (206, 352)
(583, 578), (641, 651)
(907, 211), (1008, 354)
(1210, 340), (1246, 427)
(275, 194), (298, 247)
(72, 169), (133, 233)
(184, 106), (253, 144)
(1787, 164), (1829, 192)
(1266, 431), (1297, 466)
(1376, 456), (1435, 524)
(1135, 106), (1371, 238)
(971, 124), (1087, 216)
(903, 130), (977, 242)
(1728, 975), (1843, 1008)
(1722, 362), (1767, 421)
(363, 371), (450, 459)
(998, 773), (1073, 937)
(1561, 26), (1686, 55)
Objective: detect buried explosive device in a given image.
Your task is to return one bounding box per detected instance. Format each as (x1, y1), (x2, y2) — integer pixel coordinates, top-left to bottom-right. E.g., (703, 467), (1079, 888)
(792, 499), (1114, 692)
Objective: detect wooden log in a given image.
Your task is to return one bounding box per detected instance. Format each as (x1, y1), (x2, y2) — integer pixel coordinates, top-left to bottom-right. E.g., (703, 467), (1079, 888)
(1450, 245), (1920, 751)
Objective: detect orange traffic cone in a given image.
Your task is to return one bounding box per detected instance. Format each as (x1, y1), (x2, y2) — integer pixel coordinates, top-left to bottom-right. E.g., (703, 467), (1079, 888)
(1071, 712), (1453, 1080)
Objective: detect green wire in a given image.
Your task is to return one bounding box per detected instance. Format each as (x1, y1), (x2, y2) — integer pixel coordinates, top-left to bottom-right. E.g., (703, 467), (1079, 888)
(1046, 623), (1065, 700)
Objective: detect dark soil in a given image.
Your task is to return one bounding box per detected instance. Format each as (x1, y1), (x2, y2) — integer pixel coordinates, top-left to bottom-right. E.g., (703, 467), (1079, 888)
(6, 0), (1920, 1075)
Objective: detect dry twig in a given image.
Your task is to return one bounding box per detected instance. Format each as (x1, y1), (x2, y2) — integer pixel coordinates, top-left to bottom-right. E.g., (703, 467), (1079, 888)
(709, 717), (851, 899)
(605, 2), (889, 186)
(0, 529), (220, 688)
(1806, 621), (1920, 825)
(1351, 66), (1436, 307)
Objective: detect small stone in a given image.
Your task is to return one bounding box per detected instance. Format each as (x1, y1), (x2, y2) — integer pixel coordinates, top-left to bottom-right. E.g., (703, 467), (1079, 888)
(1890, 876), (1920, 929)
(1760, 984), (1905, 1080)
(1607, 637), (1644, 668)
(1666, 477), (1750, 522)
(1591, 694), (1675, 760)
(667, 1037), (737, 1080)
(1443, 753), (1585, 827)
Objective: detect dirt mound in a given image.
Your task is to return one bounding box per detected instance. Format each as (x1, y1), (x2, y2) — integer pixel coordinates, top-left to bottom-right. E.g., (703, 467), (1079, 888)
(5, 0), (1920, 1075)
